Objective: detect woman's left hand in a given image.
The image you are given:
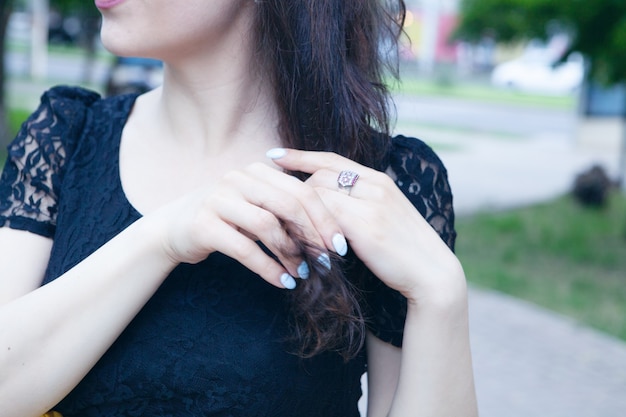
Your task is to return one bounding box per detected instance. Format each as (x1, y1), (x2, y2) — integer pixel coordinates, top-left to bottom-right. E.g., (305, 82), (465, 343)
(267, 148), (465, 303)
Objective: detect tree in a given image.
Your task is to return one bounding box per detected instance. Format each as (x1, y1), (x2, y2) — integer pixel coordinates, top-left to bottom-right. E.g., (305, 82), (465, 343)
(49, 0), (99, 49)
(454, 0), (626, 84)
(0, 0), (99, 148)
(454, 0), (626, 190)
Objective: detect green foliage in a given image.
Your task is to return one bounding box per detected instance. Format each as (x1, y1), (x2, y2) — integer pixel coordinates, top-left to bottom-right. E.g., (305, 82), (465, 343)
(50, 0), (98, 16)
(455, 0), (626, 84)
(0, 108), (31, 169)
(455, 0), (561, 42)
(10, 0), (97, 15)
(456, 193), (626, 340)
(9, 107), (30, 135)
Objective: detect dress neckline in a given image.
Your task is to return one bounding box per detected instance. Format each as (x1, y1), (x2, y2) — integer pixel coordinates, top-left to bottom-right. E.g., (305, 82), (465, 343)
(110, 92), (145, 219)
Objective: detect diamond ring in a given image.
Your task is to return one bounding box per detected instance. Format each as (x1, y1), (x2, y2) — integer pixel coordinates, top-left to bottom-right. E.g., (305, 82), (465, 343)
(337, 170), (360, 195)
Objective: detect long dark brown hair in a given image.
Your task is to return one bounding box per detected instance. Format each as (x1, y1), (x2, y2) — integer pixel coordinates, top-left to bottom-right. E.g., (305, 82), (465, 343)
(253, 0), (406, 359)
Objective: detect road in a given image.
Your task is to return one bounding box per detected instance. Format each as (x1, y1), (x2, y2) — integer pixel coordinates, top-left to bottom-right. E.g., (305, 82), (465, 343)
(5, 50), (111, 85)
(393, 93), (578, 138)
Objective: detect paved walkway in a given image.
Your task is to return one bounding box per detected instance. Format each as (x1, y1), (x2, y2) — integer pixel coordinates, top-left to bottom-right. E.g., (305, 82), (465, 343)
(469, 287), (626, 417)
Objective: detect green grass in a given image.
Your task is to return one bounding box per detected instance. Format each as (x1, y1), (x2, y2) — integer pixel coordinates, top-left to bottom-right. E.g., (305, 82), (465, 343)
(394, 76), (577, 110)
(392, 62), (578, 110)
(394, 118), (523, 142)
(9, 108), (31, 133)
(456, 193), (626, 340)
(0, 108), (32, 166)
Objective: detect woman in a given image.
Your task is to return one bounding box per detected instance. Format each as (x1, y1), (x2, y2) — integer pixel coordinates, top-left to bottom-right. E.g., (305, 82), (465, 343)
(0, 0), (478, 416)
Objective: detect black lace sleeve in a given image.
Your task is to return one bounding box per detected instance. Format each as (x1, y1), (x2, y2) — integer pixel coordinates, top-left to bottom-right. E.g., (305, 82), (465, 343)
(387, 135), (456, 250)
(363, 134), (457, 347)
(0, 86), (100, 237)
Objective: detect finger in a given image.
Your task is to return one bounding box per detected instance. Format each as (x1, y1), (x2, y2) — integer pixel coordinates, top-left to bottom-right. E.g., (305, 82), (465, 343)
(266, 148), (384, 201)
(208, 220), (299, 290)
(223, 167), (326, 252)
(214, 195), (310, 279)
(266, 148), (361, 176)
(237, 164), (347, 256)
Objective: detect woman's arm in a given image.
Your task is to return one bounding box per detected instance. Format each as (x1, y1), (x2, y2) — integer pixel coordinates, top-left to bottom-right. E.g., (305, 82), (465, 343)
(366, 280), (478, 417)
(0, 161), (345, 417)
(0, 219), (177, 417)
(0, 229), (53, 306)
(364, 332), (401, 416)
(267, 148), (479, 417)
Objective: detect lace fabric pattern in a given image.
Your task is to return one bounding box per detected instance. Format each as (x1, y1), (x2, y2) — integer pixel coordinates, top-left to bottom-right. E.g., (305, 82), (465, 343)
(0, 87), (457, 416)
(387, 134), (456, 250)
(362, 134), (456, 347)
(0, 87), (99, 236)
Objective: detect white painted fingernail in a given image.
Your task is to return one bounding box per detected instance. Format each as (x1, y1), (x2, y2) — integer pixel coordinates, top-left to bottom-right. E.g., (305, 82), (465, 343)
(297, 261), (310, 279)
(317, 253), (331, 271)
(266, 148), (287, 159)
(280, 273), (297, 290)
(332, 233), (348, 256)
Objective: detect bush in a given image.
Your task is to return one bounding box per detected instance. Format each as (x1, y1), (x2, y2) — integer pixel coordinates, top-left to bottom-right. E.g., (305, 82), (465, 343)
(572, 165), (615, 208)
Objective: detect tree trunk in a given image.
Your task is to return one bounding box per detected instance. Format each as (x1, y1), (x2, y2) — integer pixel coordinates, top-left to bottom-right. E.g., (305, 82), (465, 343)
(0, 1), (12, 149)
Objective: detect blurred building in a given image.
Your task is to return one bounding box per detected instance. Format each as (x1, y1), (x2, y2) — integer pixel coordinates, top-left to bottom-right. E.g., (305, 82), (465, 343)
(402, 0), (462, 71)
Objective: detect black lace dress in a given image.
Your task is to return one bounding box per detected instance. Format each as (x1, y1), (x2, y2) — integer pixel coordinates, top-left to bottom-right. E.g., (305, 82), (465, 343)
(0, 87), (456, 417)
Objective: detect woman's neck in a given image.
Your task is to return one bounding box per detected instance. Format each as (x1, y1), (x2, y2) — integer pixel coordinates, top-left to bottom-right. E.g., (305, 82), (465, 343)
(131, 2), (279, 157)
(148, 57), (279, 155)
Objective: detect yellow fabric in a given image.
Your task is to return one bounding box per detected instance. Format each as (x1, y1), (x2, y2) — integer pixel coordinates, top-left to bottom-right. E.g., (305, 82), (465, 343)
(41, 412), (63, 417)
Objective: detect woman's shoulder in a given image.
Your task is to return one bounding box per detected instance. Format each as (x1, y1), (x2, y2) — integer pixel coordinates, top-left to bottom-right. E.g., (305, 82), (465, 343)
(36, 85), (136, 117)
(37, 85), (102, 114)
(41, 85), (102, 102)
(385, 134), (450, 187)
(388, 134), (447, 171)
(20, 86), (102, 141)
(22, 86), (136, 150)
(0, 87), (136, 238)
(386, 133), (456, 248)
(11, 86), (104, 155)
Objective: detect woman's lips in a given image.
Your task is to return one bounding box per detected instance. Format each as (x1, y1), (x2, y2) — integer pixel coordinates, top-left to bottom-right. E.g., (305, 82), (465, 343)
(95, 0), (126, 10)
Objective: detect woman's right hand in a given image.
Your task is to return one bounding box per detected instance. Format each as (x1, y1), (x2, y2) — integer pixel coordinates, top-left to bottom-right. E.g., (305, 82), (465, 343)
(0, 160), (347, 417)
(148, 161), (346, 289)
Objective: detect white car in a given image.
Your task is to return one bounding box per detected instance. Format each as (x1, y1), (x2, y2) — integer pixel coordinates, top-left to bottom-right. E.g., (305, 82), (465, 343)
(491, 51), (584, 95)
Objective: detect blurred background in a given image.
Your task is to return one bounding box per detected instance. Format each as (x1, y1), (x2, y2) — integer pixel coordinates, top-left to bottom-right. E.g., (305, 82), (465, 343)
(0, 0), (624, 416)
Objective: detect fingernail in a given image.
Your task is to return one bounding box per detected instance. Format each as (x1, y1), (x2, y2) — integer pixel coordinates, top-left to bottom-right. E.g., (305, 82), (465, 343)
(280, 273), (297, 290)
(266, 148), (287, 159)
(297, 261), (310, 279)
(332, 233), (348, 256)
(317, 253), (331, 271)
